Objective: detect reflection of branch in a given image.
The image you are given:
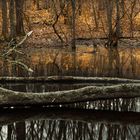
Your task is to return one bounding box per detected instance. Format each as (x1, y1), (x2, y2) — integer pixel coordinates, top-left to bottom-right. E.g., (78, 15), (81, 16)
(9, 60), (33, 73)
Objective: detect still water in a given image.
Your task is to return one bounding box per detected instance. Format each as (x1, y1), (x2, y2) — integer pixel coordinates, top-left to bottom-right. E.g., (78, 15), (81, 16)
(0, 107), (140, 140)
(0, 46), (140, 78)
(0, 83), (140, 140)
(0, 46), (140, 139)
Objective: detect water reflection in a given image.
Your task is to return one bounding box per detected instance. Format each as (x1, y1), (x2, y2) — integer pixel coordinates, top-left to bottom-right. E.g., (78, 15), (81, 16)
(0, 108), (140, 140)
(0, 46), (140, 78)
(0, 83), (140, 139)
(0, 46), (140, 139)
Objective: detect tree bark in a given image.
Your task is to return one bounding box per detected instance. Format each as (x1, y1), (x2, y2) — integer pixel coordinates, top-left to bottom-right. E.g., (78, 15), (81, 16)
(0, 83), (140, 106)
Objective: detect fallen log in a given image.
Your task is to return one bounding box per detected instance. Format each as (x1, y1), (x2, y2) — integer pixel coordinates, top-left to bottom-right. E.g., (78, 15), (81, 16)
(0, 76), (140, 83)
(0, 83), (140, 106)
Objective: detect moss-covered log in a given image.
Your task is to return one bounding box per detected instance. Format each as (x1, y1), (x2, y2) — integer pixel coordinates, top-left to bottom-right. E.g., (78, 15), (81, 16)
(0, 83), (140, 106)
(0, 76), (140, 83)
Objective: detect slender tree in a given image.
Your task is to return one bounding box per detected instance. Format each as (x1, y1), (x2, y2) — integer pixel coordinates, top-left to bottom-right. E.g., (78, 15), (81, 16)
(1, 0), (8, 39)
(15, 0), (25, 36)
(9, 0), (16, 38)
(71, 0), (76, 50)
(116, 0), (121, 37)
(105, 0), (113, 38)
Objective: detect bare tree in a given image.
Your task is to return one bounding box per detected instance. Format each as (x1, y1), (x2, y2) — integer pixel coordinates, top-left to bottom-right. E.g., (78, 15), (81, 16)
(9, 0), (16, 38)
(1, 0), (8, 39)
(15, 0), (25, 36)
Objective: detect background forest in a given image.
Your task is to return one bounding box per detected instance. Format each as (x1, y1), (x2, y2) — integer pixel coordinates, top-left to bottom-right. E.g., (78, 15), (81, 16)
(0, 0), (140, 43)
(0, 0), (140, 78)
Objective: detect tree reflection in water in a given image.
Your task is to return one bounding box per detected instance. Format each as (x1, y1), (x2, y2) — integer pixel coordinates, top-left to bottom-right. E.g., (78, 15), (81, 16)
(0, 97), (140, 140)
(0, 115), (140, 140)
(0, 46), (140, 79)
(0, 46), (139, 139)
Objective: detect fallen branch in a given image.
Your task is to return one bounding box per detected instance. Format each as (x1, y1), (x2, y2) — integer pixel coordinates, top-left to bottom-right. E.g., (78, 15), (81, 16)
(0, 83), (140, 106)
(0, 76), (140, 83)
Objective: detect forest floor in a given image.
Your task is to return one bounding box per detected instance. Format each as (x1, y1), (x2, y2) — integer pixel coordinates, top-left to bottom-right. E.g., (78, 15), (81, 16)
(24, 9), (140, 48)
(0, 9), (140, 49)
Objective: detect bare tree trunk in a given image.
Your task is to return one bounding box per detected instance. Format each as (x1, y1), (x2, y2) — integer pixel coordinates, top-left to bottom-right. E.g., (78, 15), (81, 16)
(129, 0), (136, 37)
(105, 0), (113, 38)
(1, 0), (8, 39)
(9, 0), (16, 38)
(78, 0), (82, 15)
(15, 0), (25, 36)
(91, 0), (98, 29)
(121, 0), (125, 15)
(105, 0), (122, 76)
(116, 0), (121, 37)
(105, 0), (114, 75)
(71, 0), (76, 50)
